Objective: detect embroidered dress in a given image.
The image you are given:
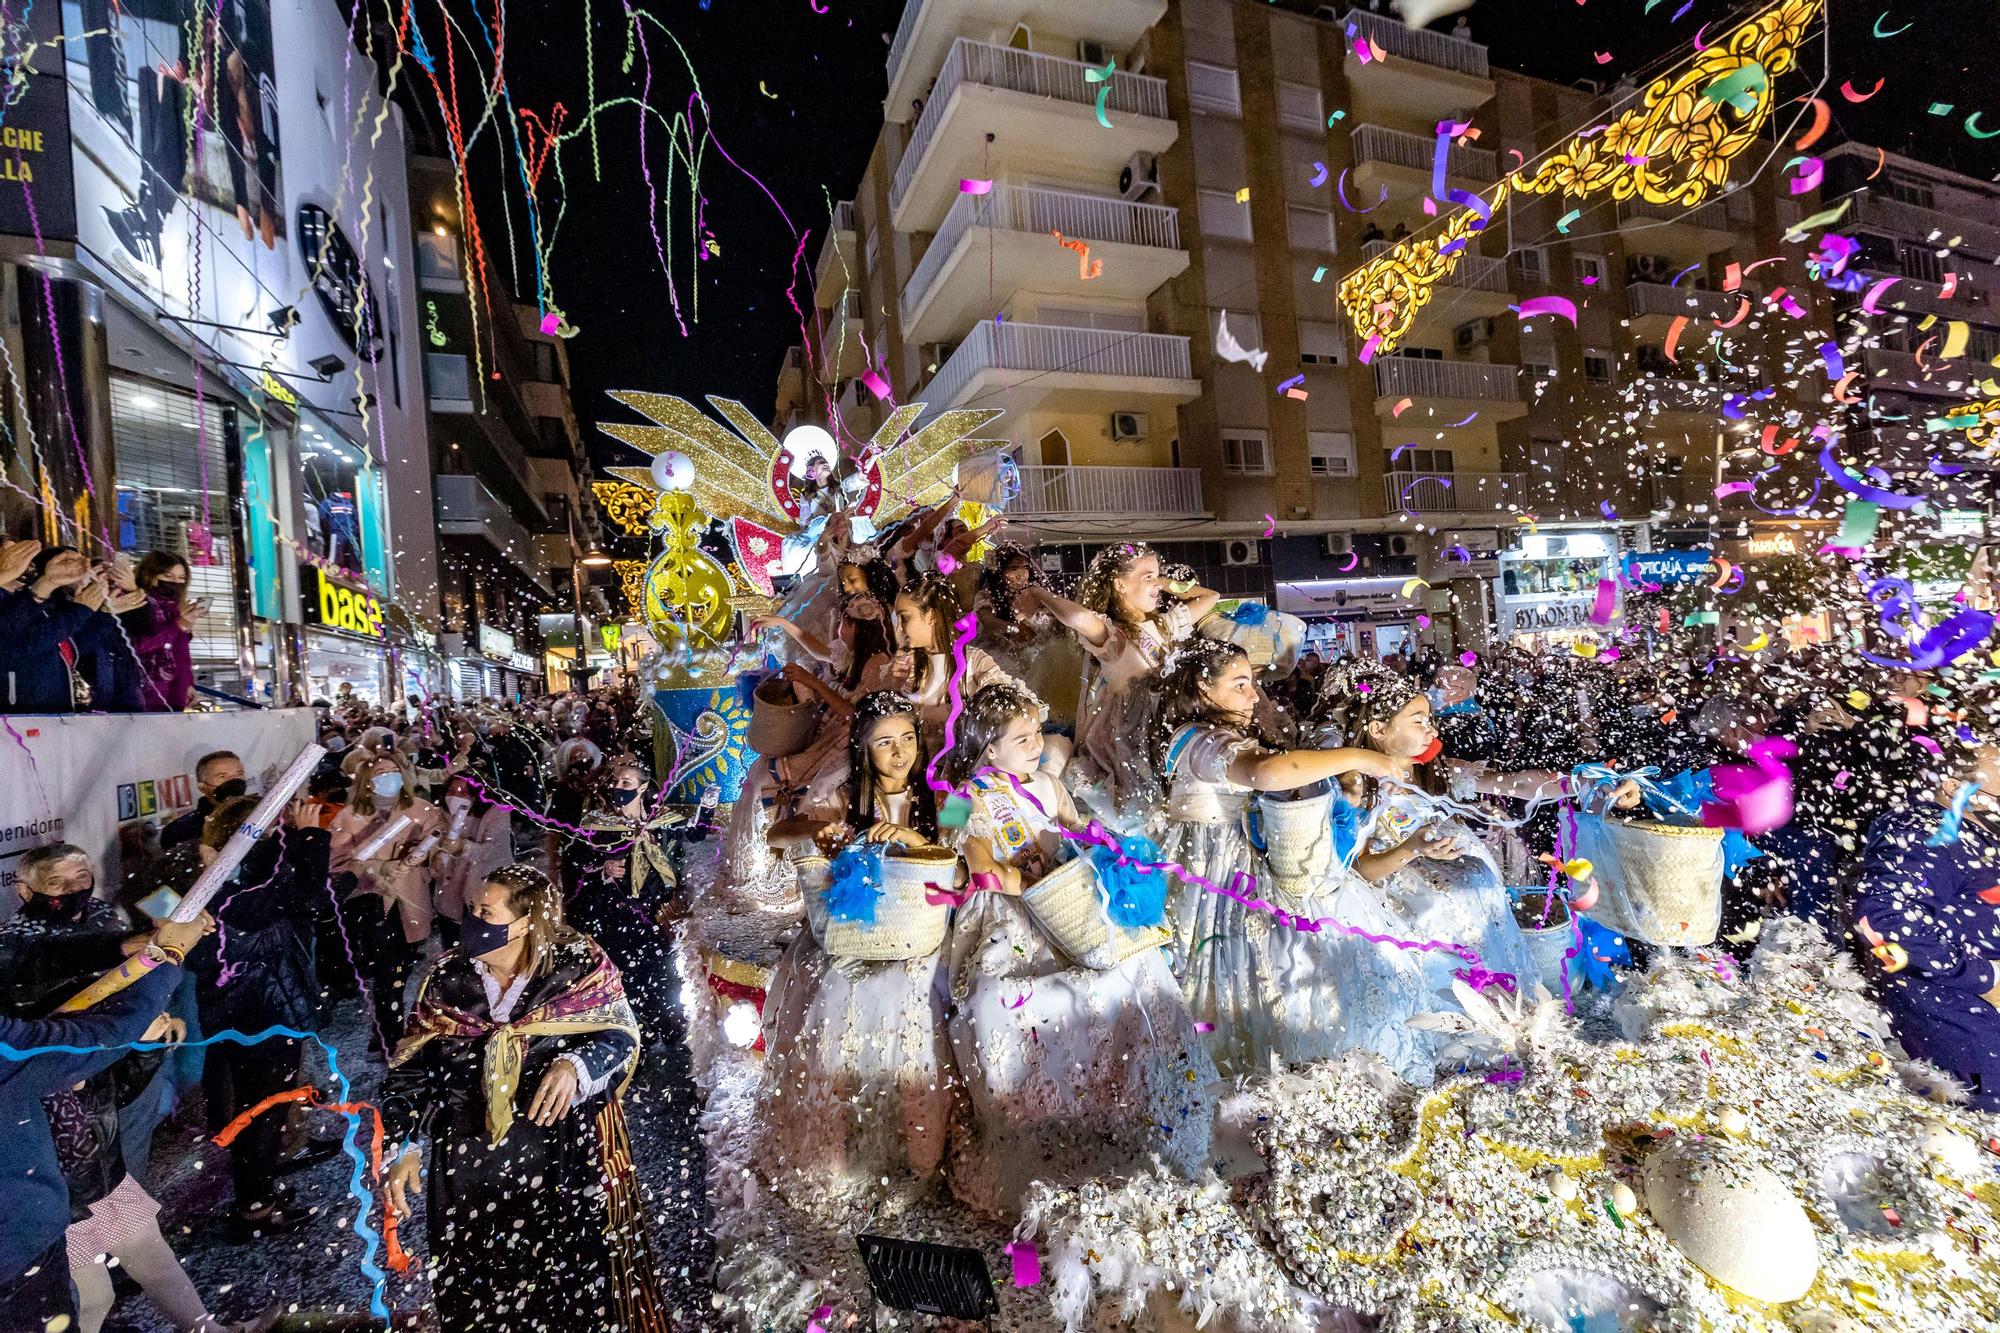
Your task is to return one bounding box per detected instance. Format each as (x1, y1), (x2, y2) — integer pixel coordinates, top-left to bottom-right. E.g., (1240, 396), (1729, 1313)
(1069, 607), (1191, 829)
(943, 772), (1216, 1217)
(1363, 785), (1536, 996)
(756, 790), (956, 1197)
(1162, 727), (1439, 1082)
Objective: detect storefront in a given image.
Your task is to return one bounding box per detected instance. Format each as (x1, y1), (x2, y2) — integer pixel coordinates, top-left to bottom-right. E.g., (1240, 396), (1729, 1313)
(1275, 577), (1424, 660)
(1494, 531), (1618, 647)
(300, 565), (390, 702)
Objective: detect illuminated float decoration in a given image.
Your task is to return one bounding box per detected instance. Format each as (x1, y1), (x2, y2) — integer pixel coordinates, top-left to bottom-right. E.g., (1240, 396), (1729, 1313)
(1338, 0), (1824, 356)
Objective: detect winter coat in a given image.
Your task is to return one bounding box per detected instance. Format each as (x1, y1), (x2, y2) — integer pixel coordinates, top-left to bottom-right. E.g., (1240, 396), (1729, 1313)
(118, 590), (194, 712)
(0, 588), (143, 713)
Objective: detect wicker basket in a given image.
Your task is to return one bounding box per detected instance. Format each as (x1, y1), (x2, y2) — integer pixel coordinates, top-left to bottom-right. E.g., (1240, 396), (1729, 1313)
(795, 855), (832, 944)
(1572, 814), (1725, 947)
(1510, 889), (1576, 994)
(1020, 854), (1170, 970)
(819, 844), (956, 961)
(1258, 786), (1340, 904)
(745, 676), (823, 760)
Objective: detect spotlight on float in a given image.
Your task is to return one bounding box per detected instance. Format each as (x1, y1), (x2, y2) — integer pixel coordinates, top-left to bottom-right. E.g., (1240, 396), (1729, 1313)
(721, 1001), (761, 1049)
(854, 1235), (998, 1322)
(649, 449), (694, 493)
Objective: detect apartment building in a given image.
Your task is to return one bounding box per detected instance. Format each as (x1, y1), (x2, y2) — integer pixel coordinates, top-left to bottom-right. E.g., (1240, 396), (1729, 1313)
(781, 0), (1822, 651)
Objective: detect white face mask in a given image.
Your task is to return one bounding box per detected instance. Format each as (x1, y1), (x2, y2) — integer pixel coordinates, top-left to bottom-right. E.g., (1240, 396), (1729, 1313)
(446, 795), (472, 816)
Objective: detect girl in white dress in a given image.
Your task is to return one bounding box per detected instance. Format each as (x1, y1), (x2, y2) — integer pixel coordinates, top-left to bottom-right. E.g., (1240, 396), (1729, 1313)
(1316, 664), (1643, 999)
(973, 543), (1084, 723)
(1152, 641), (1440, 1081)
(885, 572), (1026, 763)
(1021, 543), (1220, 829)
(940, 684), (1217, 1217)
(757, 693), (959, 1197)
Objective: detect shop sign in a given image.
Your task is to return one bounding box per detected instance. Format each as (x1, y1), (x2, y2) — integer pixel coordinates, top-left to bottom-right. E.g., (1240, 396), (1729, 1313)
(1499, 597), (1602, 635)
(302, 566), (384, 639)
(1624, 549), (1715, 585)
(501, 650), (540, 673)
(1746, 532), (1800, 556)
(1935, 509), (1985, 538)
(478, 625), (516, 658)
(0, 0), (76, 242)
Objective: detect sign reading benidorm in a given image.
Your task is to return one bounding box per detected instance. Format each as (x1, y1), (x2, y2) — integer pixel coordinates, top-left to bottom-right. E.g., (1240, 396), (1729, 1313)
(302, 565), (384, 639)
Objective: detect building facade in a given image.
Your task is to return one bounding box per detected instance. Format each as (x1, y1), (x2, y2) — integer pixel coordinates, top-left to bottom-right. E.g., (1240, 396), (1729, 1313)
(779, 0), (1842, 655)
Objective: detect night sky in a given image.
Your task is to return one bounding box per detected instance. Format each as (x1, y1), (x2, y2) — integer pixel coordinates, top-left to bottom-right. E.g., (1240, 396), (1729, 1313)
(482, 0), (2000, 470)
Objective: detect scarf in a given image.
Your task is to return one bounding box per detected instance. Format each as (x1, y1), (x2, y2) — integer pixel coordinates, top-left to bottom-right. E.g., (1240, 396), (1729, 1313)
(391, 939), (641, 1147)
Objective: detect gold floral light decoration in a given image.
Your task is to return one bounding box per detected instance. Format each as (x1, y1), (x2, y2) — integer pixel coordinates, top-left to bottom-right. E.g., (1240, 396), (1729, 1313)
(592, 481), (657, 537)
(1338, 0), (1824, 355)
(611, 559), (649, 615)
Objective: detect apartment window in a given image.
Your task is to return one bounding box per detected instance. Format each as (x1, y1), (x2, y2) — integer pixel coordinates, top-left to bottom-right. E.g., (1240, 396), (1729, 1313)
(1221, 429), (1272, 475)
(1522, 359), (1557, 385)
(544, 493), (571, 533)
(1286, 206), (1335, 251)
(1308, 430), (1354, 477)
(1393, 346), (1443, 361)
(1899, 243), (1945, 283)
(1515, 247), (1547, 281)
(1212, 308), (1262, 352)
(1297, 319), (1344, 366)
(1583, 350), (1613, 384)
(1187, 61), (1241, 116)
(1883, 173), (1935, 209)
(1040, 305), (1144, 332)
(1276, 80), (1323, 131)
(1572, 253), (1606, 286)
(864, 227), (879, 272)
(1405, 448), (1455, 474)
(1198, 189), (1253, 241)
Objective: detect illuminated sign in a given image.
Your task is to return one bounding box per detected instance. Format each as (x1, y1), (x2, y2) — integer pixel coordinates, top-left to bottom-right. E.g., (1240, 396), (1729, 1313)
(1746, 533), (1798, 556)
(302, 566), (384, 639)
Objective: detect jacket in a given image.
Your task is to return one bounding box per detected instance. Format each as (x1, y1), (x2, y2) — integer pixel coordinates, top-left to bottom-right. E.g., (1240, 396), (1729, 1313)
(178, 829), (331, 1034)
(118, 591), (194, 712)
(0, 589), (143, 713)
(0, 962), (183, 1283)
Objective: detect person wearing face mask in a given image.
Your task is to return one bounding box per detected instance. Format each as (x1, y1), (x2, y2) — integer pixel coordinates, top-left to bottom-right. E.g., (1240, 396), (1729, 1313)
(0, 545), (145, 713)
(160, 751), (248, 851)
(432, 775), (514, 947)
(117, 552), (205, 712)
(330, 755), (443, 1053)
(562, 764), (683, 1047)
(380, 865), (661, 1332)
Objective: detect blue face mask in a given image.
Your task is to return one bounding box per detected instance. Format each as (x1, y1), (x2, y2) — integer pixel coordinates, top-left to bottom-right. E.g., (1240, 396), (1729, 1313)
(372, 773), (404, 799)
(460, 909), (514, 957)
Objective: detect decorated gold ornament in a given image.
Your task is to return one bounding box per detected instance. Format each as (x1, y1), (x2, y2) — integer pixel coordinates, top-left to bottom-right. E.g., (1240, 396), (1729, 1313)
(593, 481), (658, 538)
(1946, 399), (2000, 454)
(611, 558), (649, 614)
(638, 492), (735, 646)
(1338, 0), (1823, 354)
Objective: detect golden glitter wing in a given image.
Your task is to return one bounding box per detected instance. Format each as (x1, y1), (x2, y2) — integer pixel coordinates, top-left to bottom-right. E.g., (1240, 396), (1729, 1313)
(868, 408), (1005, 528)
(598, 391), (796, 530)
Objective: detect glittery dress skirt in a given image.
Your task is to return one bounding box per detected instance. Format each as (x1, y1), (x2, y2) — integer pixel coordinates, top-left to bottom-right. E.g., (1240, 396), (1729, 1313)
(942, 892), (1217, 1218)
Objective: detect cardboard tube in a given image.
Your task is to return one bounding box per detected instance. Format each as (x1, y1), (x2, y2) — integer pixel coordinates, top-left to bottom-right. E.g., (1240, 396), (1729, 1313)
(355, 811), (417, 863)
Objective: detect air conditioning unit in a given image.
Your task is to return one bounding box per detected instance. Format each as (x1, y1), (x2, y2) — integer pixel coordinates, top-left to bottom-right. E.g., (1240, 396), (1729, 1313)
(1320, 532), (1354, 557)
(1455, 316), (1495, 350)
(1313, 4), (1340, 21)
(1110, 411), (1148, 440)
(1222, 538), (1261, 567)
(1119, 152), (1161, 202)
(1386, 534), (1417, 558)
(1077, 38), (1111, 67)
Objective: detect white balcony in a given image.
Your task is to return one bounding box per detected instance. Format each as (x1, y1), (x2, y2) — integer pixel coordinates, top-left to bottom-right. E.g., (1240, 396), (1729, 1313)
(1350, 124), (1498, 212)
(1338, 8), (1495, 123)
(1006, 464), (1207, 522)
(436, 473), (541, 577)
(885, 0), (1169, 124)
(814, 200), (857, 306)
(817, 293), (867, 380)
(917, 319), (1198, 421)
(1384, 469), (1528, 513)
(1626, 281), (1739, 326)
(1360, 238), (1513, 321)
(1616, 197), (1734, 260)
(890, 39), (1176, 233)
(901, 185), (1186, 342)
(1372, 357), (1525, 420)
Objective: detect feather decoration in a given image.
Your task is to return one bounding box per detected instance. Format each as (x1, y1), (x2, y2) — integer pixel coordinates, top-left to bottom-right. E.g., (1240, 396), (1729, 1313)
(822, 843), (886, 925)
(1089, 834), (1169, 929)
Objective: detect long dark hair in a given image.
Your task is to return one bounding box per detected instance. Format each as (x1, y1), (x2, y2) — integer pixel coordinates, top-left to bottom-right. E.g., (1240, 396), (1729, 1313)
(1149, 639), (1280, 776)
(941, 682), (1043, 788)
(1316, 664), (1446, 799)
(839, 557), (900, 691)
(976, 543), (1044, 626)
(843, 691), (939, 841)
(897, 572), (964, 695)
(134, 551), (189, 600)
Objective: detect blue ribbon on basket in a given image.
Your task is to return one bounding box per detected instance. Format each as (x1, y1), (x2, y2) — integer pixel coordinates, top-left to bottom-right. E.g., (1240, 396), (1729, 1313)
(1088, 833), (1169, 929)
(823, 843), (887, 925)
(1223, 600), (1273, 626)
(1569, 763), (1700, 822)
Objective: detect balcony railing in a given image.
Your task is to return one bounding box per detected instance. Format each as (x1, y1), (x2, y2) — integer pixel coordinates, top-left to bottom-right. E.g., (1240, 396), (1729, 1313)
(891, 39), (1171, 216)
(1627, 282), (1738, 321)
(1009, 464), (1205, 518)
(903, 185), (1182, 323)
(1373, 357), (1520, 401)
(1618, 197), (1728, 232)
(1361, 239), (1506, 292)
(1340, 8), (1490, 78)
(818, 292), (861, 365)
(884, 0), (926, 97)
(922, 320), (1192, 418)
(815, 200), (856, 285)
(1849, 193), (2000, 259)
(1384, 469), (1527, 512)
(436, 474), (537, 568)
(1351, 124), (1497, 182)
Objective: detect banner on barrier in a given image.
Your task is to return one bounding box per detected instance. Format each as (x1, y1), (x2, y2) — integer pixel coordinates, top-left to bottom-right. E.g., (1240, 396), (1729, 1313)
(0, 709), (317, 904)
